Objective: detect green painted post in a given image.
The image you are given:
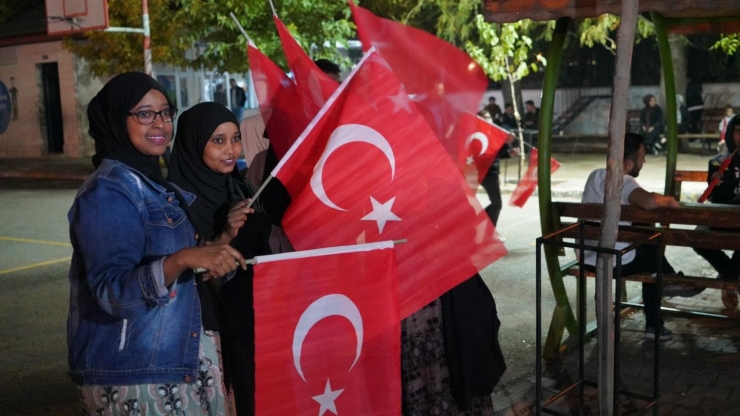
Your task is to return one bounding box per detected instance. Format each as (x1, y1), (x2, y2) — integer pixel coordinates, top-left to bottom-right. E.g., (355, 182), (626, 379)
(538, 17), (578, 358)
(652, 12), (678, 196)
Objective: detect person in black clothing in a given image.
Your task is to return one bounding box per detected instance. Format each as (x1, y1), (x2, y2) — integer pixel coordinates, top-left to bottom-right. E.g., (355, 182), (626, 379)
(314, 58), (341, 82)
(522, 100), (539, 129)
(168, 102), (273, 416)
(522, 100), (539, 151)
(499, 102), (518, 130)
(677, 94), (691, 135)
(478, 110), (517, 228)
(686, 77), (704, 134)
(230, 78), (247, 121)
(484, 96), (502, 122)
(214, 83), (227, 106)
(694, 114), (740, 310)
(640, 94), (665, 155)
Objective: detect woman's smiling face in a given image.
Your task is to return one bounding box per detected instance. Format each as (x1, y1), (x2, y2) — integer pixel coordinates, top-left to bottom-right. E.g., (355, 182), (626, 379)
(126, 89), (174, 156)
(202, 122), (242, 174)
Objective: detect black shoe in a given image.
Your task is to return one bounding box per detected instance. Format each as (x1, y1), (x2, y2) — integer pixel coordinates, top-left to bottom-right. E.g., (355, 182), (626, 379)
(644, 326), (673, 341)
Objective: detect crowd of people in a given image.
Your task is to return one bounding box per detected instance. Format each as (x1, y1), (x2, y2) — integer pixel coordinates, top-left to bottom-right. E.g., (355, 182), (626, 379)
(67, 66), (506, 416)
(474, 93), (740, 339)
(66, 54), (740, 415)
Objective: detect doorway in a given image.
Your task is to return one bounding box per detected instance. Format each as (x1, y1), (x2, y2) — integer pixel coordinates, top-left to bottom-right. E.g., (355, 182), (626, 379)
(40, 63), (64, 153)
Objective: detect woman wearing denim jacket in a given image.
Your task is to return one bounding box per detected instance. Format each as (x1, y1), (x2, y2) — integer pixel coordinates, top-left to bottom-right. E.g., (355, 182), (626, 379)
(68, 72), (246, 415)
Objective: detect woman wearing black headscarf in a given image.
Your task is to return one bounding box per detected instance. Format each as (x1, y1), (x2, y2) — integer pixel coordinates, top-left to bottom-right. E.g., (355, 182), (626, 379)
(68, 72), (246, 415)
(169, 102), (272, 416)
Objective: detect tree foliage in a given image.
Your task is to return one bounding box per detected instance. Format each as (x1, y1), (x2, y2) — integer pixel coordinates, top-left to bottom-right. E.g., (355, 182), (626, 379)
(712, 34), (740, 56)
(63, 0), (354, 76)
(465, 15), (549, 83)
(0, 0), (43, 24)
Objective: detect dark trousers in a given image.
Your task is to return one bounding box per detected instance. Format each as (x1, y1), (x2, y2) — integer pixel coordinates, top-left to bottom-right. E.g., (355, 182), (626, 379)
(480, 168), (502, 226)
(689, 109), (703, 134)
(694, 226), (740, 280)
(586, 244), (676, 329)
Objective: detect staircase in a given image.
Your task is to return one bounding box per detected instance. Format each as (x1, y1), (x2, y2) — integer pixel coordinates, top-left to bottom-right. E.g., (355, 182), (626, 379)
(552, 95), (610, 133)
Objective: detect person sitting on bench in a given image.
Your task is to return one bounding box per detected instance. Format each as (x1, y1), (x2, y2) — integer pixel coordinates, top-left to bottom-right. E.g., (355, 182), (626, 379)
(581, 133), (702, 340)
(695, 114), (740, 310)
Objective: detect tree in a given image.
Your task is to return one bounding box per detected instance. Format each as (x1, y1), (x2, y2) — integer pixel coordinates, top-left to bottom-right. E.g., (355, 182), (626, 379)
(0, 0), (43, 24)
(63, 0), (354, 76)
(464, 16), (550, 169)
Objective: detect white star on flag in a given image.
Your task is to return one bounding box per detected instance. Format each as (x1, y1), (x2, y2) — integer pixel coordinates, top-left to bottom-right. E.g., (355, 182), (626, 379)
(466, 155), (474, 166)
(312, 379), (344, 416)
(361, 196), (402, 233)
(388, 88), (412, 114)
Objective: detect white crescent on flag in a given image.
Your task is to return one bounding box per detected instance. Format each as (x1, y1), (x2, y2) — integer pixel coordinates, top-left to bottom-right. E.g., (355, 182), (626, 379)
(310, 124), (396, 211)
(466, 132), (489, 156)
(292, 294), (364, 382)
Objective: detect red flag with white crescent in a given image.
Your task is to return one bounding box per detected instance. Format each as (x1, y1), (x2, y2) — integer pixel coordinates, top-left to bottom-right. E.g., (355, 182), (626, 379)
(350, 2), (488, 163)
(247, 39), (311, 159)
(253, 241), (401, 416)
(458, 113), (510, 187)
(274, 14), (339, 116)
(271, 49), (506, 319)
(508, 148), (562, 208)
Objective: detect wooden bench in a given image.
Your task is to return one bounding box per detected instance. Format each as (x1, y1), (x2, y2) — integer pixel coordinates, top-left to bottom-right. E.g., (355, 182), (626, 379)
(673, 169), (707, 201)
(552, 202), (740, 317)
(677, 133), (721, 156)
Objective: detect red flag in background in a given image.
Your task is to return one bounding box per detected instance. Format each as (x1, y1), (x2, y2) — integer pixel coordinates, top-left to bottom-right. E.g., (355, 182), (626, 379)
(509, 148), (561, 208)
(458, 113), (510, 187)
(271, 50), (506, 318)
(349, 2), (488, 161)
(253, 241), (401, 416)
(274, 14), (340, 116)
(247, 39), (311, 159)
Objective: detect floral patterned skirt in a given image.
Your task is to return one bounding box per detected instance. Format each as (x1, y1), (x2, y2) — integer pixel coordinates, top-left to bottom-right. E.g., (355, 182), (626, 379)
(78, 329), (229, 416)
(401, 299), (494, 416)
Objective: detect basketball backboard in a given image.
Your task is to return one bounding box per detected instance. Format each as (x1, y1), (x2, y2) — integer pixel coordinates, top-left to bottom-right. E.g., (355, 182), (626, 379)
(46, 0), (109, 36)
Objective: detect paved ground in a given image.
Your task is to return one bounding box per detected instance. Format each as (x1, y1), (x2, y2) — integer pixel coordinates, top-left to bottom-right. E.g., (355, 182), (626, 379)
(0, 150), (713, 199)
(1, 150), (738, 416)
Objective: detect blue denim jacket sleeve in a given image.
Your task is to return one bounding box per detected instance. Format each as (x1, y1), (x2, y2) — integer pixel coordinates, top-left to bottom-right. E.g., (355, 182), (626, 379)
(72, 177), (173, 319)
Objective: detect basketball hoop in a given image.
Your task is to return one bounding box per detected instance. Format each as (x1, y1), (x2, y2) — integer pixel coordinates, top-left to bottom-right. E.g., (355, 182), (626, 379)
(45, 0), (109, 36)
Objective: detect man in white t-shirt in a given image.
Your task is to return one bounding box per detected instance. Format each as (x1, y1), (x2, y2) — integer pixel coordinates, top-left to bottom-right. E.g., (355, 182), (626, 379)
(582, 133), (702, 340)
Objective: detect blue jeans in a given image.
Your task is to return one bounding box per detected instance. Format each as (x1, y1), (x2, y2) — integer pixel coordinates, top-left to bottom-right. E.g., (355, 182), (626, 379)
(231, 106), (244, 122)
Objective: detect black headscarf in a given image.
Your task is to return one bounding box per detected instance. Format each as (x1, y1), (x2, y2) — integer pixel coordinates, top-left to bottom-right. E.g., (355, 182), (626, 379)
(88, 72), (174, 177)
(168, 102), (254, 241)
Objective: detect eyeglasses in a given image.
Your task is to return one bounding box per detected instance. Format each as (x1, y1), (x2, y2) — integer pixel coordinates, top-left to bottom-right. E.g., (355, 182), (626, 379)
(127, 108), (177, 125)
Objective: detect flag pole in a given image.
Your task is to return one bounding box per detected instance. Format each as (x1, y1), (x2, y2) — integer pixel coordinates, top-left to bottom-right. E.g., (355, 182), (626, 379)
(228, 11), (269, 209)
(194, 239), (407, 273)
(268, 0), (277, 16)
(246, 174), (274, 209)
(229, 12), (254, 45)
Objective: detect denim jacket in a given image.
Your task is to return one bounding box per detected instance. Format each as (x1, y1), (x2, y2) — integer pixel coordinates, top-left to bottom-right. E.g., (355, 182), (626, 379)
(67, 159), (203, 386)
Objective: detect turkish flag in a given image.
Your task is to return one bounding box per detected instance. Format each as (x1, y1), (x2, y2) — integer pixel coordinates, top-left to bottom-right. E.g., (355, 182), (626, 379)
(247, 40), (311, 159)
(253, 241), (401, 416)
(350, 2), (488, 162)
(271, 50), (506, 318)
(458, 113), (510, 187)
(508, 148), (562, 208)
(274, 15), (339, 116)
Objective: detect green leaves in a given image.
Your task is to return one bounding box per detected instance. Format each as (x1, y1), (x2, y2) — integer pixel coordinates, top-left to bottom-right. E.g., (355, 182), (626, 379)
(63, 0), (354, 76)
(464, 15), (546, 83)
(712, 34), (740, 56)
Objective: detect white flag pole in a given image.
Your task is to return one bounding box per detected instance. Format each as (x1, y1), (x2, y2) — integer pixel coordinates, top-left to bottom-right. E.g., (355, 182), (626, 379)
(194, 239), (407, 273)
